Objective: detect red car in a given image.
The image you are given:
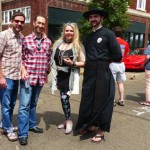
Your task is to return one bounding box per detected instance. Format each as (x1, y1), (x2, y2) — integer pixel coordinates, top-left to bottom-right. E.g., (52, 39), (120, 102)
(124, 48), (146, 70)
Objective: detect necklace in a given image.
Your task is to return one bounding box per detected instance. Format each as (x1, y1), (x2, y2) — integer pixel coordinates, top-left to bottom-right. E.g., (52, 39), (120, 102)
(58, 50), (66, 65)
(58, 50), (70, 65)
(58, 42), (72, 65)
(64, 38), (72, 44)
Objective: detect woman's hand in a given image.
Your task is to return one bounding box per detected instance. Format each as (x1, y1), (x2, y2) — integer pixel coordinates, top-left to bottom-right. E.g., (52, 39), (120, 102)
(63, 57), (73, 66)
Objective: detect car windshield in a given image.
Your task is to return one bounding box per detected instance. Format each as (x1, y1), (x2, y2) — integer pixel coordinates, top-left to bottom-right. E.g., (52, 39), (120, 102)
(130, 49), (145, 55)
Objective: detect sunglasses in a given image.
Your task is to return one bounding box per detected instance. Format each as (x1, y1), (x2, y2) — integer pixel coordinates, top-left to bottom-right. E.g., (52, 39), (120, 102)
(37, 43), (41, 51)
(14, 20), (25, 24)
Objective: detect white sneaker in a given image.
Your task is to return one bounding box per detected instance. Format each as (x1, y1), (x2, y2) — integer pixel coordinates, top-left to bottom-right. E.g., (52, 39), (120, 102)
(114, 100), (116, 106)
(118, 100), (125, 106)
(58, 122), (66, 129)
(65, 120), (73, 134)
(0, 126), (18, 134)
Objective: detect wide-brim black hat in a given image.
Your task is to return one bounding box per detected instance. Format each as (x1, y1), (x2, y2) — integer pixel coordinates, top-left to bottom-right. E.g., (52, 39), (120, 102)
(83, 8), (108, 20)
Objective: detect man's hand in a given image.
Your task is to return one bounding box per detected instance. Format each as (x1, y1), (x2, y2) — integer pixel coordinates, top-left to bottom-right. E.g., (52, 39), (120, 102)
(0, 57), (6, 88)
(21, 66), (28, 81)
(0, 76), (7, 88)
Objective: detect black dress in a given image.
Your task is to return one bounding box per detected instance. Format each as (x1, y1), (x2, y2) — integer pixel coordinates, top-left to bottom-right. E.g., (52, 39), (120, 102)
(75, 27), (122, 133)
(54, 48), (73, 92)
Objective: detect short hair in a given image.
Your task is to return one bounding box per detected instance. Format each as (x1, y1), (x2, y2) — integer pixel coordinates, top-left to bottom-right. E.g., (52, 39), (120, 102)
(113, 26), (123, 37)
(11, 11), (25, 21)
(34, 14), (46, 22)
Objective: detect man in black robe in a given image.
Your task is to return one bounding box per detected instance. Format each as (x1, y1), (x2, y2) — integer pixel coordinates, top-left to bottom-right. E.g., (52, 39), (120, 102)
(75, 8), (122, 142)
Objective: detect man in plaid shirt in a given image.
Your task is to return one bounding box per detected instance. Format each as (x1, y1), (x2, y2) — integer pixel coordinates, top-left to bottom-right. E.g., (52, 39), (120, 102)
(18, 15), (52, 145)
(0, 12), (25, 141)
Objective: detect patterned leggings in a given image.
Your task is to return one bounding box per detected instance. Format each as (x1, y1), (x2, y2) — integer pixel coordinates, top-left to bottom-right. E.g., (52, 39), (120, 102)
(60, 92), (70, 120)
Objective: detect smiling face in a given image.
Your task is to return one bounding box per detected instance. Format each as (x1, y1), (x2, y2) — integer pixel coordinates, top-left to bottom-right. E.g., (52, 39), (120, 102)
(88, 14), (103, 28)
(11, 16), (25, 34)
(33, 16), (46, 36)
(64, 25), (74, 42)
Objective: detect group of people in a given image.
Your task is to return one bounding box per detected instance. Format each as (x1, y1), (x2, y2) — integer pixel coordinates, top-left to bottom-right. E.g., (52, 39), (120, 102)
(0, 7), (148, 146)
(0, 12), (52, 145)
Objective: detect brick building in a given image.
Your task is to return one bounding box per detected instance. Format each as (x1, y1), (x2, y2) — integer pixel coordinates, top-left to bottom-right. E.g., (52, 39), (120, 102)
(1, 0), (87, 41)
(126, 0), (150, 50)
(1, 0), (150, 49)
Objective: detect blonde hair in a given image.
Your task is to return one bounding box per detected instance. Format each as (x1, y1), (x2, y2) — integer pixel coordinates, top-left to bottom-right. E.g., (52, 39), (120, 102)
(54, 22), (82, 53)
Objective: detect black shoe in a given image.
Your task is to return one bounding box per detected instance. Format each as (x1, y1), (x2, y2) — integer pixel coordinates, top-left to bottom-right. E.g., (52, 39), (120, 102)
(19, 137), (27, 145)
(29, 127), (43, 133)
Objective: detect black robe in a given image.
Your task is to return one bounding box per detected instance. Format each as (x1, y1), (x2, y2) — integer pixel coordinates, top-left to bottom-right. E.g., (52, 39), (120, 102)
(75, 27), (122, 133)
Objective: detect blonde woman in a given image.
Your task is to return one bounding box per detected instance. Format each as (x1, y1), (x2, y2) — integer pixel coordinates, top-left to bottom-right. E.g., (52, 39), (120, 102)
(50, 23), (85, 134)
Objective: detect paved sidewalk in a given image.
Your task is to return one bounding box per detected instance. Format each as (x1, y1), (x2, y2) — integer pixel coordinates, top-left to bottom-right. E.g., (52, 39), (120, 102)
(0, 72), (150, 150)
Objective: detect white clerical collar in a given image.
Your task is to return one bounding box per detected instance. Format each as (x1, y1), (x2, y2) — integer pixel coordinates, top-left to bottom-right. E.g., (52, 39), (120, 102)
(93, 25), (102, 32)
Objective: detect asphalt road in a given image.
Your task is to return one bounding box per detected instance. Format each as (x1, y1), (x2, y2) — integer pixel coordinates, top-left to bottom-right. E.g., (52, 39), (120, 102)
(0, 71), (150, 150)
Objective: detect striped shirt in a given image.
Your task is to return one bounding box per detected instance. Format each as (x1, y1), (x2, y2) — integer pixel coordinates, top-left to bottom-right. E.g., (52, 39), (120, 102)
(0, 28), (24, 80)
(22, 32), (52, 86)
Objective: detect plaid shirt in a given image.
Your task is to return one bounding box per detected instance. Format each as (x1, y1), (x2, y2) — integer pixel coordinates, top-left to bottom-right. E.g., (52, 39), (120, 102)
(0, 28), (24, 80)
(22, 32), (52, 86)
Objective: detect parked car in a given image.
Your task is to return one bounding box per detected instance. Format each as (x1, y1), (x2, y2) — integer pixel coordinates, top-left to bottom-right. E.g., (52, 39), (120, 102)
(124, 48), (146, 70)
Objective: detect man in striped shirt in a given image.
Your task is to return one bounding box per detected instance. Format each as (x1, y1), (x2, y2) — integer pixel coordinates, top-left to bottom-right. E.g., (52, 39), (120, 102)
(18, 15), (52, 145)
(0, 12), (25, 141)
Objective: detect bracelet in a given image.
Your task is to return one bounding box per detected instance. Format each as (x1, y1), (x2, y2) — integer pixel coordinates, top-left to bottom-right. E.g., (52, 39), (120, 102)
(72, 61), (77, 67)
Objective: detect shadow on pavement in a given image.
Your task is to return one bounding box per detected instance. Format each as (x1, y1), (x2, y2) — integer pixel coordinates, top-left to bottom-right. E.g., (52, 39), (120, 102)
(125, 93), (145, 103)
(43, 111), (78, 131)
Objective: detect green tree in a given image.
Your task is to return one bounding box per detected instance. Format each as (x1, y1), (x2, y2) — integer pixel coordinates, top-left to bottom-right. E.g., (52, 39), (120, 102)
(79, 0), (131, 37)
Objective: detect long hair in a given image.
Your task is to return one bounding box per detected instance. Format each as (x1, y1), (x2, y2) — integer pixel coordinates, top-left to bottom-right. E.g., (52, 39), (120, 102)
(54, 23), (82, 53)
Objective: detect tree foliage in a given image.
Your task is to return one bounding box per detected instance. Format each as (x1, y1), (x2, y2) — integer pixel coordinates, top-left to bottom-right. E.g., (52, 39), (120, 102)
(79, 0), (131, 37)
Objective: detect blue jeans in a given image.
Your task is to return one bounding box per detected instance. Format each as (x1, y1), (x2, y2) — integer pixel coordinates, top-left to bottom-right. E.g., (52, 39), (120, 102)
(18, 80), (42, 138)
(0, 78), (19, 133)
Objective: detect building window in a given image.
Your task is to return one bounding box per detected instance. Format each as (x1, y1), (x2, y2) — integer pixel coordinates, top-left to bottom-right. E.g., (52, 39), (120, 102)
(2, 12), (4, 23)
(4, 11), (8, 23)
(136, 0), (146, 11)
(2, 6), (31, 25)
(124, 32), (145, 51)
(26, 7), (31, 22)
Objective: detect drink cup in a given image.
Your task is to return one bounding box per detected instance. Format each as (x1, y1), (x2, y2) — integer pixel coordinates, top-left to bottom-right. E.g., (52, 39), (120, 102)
(25, 79), (30, 88)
